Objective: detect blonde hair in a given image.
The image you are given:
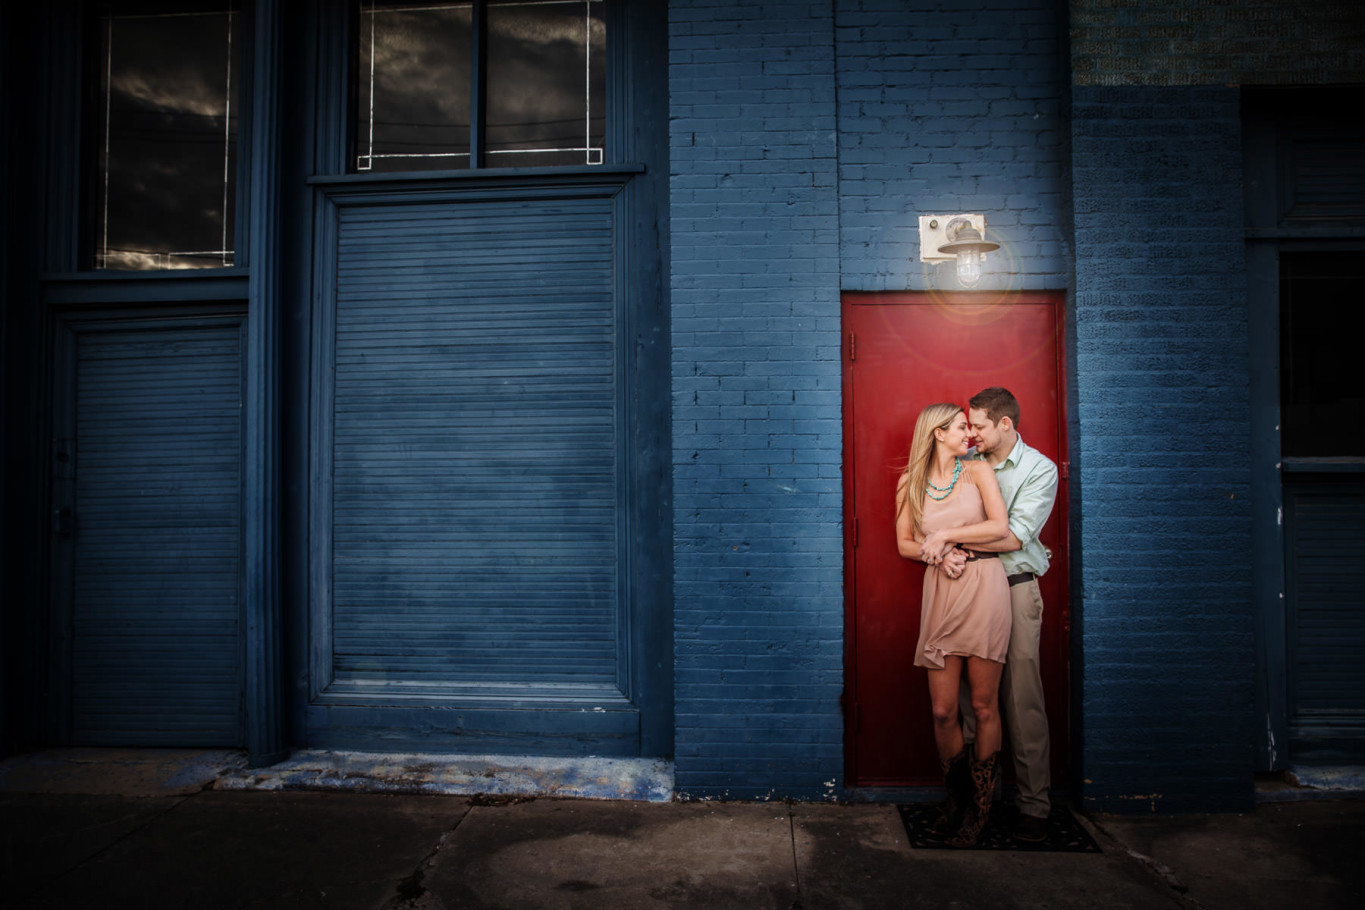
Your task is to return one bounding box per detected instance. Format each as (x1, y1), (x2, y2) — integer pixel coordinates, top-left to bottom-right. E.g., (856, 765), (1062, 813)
(898, 402), (966, 534)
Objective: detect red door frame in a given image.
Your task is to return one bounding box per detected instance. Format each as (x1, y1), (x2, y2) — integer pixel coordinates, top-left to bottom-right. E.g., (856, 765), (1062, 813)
(841, 290), (1071, 788)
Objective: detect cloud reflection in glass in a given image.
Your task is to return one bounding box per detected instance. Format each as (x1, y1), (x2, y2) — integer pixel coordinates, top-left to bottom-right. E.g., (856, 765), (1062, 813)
(357, 0), (605, 173)
(94, 7), (240, 271)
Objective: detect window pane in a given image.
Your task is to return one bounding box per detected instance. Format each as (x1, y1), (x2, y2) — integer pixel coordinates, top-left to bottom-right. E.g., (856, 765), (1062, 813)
(93, 5), (241, 270)
(485, 0), (605, 168)
(356, 1), (473, 173)
(1280, 252), (1365, 457)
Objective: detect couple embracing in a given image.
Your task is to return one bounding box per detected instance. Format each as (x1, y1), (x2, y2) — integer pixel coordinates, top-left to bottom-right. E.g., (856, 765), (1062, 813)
(894, 388), (1059, 848)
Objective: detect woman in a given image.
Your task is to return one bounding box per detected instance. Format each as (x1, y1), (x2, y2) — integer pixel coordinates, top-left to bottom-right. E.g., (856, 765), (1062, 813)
(895, 402), (1012, 847)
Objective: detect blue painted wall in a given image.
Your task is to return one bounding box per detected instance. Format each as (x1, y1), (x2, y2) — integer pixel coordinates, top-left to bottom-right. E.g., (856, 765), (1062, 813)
(1070, 85), (1254, 812)
(836, 0), (1070, 292)
(669, 0), (845, 799)
(670, 1), (1258, 809)
(0, 0), (1284, 809)
(669, 0), (1072, 798)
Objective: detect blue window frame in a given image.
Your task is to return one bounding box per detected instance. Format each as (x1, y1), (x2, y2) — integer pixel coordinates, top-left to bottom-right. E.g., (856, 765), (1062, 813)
(354, 0), (606, 173)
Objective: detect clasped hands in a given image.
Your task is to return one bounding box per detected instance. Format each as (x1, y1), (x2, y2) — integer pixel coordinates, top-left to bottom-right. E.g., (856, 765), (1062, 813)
(920, 531), (967, 580)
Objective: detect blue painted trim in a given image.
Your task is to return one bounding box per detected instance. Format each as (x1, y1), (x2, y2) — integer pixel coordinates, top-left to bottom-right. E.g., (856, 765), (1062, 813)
(1282, 459), (1365, 474)
(243, 0), (287, 768)
(45, 323), (78, 744)
(312, 0), (350, 176)
(0, 1), (10, 752)
(1246, 227), (1365, 240)
(306, 184), (337, 708)
(1244, 91), (1287, 773)
(40, 1), (82, 273)
(1247, 241), (1287, 772)
(306, 163), (646, 187)
(42, 274), (249, 305)
(621, 0), (672, 760)
(302, 704), (642, 758)
(313, 170), (638, 206)
(469, 0), (486, 169)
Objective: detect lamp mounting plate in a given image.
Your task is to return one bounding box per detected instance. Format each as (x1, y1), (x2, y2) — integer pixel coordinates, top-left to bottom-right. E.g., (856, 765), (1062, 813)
(919, 214), (988, 264)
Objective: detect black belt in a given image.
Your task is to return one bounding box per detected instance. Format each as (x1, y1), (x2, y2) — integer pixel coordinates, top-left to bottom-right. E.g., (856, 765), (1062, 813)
(1007, 572), (1035, 587)
(960, 549), (999, 562)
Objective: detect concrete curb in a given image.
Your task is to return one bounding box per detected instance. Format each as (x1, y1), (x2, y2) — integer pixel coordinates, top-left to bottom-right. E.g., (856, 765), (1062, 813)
(216, 749), (677, 802)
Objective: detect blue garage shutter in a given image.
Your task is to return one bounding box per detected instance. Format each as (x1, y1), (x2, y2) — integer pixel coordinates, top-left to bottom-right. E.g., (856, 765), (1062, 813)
(321, 192), (622, 699)
(1284, 477), (1365, 748)
(70, 324), (244, 745)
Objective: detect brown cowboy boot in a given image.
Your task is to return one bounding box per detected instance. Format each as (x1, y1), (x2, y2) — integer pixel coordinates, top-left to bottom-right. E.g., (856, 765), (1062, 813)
(929, 746), (971, 836)
(948, 748), (999, 848)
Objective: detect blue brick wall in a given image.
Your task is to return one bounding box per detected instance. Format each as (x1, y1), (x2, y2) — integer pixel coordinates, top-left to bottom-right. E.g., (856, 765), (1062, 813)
(669, 0), (1076, 800)
(1070, 86), (1255, 812)
(669, 0), (845, 798)
(836, 0), (1070, 291)
(1072, 0), (1365, 87)
(671, 2), (1258, 810)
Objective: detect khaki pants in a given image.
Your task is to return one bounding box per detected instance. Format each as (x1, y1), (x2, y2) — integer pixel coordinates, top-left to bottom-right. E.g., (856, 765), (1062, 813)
(961, 577), (1051, 818)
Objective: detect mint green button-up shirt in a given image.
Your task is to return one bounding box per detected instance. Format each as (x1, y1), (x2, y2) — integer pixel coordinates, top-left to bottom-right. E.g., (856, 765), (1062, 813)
(971, 434), (1059, 577)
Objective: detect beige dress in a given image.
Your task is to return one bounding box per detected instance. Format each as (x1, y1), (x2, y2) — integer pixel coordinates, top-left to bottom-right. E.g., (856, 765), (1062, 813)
(913, 476), (1011, 669)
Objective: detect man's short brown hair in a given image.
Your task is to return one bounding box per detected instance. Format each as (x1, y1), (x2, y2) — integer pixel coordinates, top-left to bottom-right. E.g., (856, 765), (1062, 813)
(969, 386), (1021, 428)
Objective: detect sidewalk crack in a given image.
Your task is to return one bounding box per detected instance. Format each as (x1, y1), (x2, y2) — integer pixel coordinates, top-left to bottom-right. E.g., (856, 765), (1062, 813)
(787, 803), (805, 910)
(381, 801), (472, 909)
(11, 793), (195, 907)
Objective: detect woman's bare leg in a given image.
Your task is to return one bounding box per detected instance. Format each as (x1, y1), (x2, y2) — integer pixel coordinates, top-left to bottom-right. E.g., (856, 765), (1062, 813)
(926, 656), (967, 759)
(966, 656), (1005, 756)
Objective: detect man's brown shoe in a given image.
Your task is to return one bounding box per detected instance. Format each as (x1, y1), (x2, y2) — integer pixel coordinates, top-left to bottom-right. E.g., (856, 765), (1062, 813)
(1013, 812), (1048, 843)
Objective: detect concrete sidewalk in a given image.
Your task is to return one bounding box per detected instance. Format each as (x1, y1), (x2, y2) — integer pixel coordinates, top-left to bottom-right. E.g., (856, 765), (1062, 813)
(1, 749), (1362, 910)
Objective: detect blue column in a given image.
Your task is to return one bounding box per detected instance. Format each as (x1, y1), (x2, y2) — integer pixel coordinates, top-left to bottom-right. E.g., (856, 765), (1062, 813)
(244, 0), (287, 767)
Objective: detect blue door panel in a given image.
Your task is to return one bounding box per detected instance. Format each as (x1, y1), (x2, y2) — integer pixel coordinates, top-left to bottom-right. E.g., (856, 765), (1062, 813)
(309, 185), (639, 751)
(1284, 476), (1365, 760)
(68, 324), (244, 746)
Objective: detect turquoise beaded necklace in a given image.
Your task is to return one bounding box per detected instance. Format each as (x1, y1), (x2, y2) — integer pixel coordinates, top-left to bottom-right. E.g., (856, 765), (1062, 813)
(925, 457), (962, 501)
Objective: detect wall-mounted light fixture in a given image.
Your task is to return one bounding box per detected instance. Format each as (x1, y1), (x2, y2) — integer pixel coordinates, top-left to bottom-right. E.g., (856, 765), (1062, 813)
(918, 214), (1001, 288)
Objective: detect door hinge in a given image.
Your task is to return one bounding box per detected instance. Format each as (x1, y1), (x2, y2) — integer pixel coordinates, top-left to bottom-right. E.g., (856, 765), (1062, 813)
(1060, 460), (1070, 479)
(848, 332), (856, 362)
(851, 516), (858, 548)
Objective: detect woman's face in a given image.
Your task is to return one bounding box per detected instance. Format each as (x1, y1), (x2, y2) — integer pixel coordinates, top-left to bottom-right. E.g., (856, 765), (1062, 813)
(934, 411), (971, 456)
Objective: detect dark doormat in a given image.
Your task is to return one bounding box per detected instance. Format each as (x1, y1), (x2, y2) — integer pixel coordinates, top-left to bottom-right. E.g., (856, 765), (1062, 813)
(898, 803), (1101, 852)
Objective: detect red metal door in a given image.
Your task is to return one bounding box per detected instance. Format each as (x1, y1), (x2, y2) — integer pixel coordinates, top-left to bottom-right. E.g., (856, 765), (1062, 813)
(842, 291), (1069, 787)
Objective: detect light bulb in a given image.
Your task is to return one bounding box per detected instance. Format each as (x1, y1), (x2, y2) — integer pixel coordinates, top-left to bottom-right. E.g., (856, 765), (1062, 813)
(956, 251), (982, 288)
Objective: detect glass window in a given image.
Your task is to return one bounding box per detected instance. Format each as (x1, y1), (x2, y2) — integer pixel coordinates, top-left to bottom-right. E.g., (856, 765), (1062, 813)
(356, 2), (473, 171)
(484, 0), (606, 168)
(1280, 252), (1365, 457)
(355, 0), (605, 173)
(89, 3), (243, 270)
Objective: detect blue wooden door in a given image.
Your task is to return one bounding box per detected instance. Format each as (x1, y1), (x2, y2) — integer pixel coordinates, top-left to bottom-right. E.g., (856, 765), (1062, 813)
(53, 319), (245, 746)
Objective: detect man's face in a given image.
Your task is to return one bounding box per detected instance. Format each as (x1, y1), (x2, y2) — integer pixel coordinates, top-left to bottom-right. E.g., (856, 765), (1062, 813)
(969, 408), (1006, 456)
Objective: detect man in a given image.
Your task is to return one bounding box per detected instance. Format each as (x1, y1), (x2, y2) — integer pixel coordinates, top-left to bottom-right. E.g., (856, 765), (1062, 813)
(951, 386), (1059, 842)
